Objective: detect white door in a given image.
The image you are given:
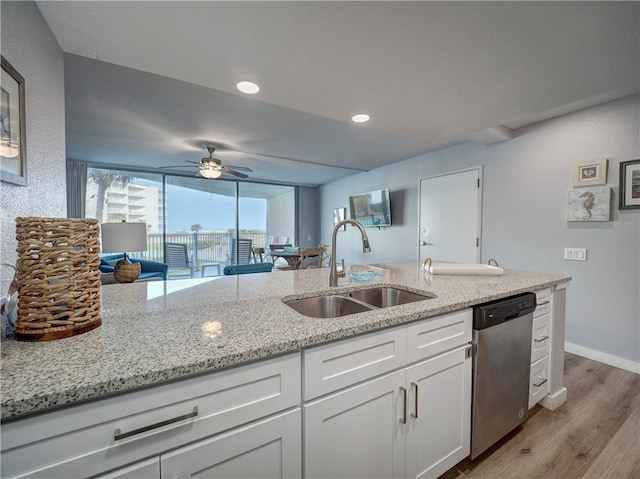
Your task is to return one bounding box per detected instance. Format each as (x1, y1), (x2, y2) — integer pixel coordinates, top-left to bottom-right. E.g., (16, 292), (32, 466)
(405, 346), (472, 479)
(304, 370), (406, 479)
(418, 168), (482, 264)
(160, 409), (301, 479)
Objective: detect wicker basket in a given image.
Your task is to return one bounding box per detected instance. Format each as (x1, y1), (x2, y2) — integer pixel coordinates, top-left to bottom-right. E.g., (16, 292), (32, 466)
(15, 217), (102, 341)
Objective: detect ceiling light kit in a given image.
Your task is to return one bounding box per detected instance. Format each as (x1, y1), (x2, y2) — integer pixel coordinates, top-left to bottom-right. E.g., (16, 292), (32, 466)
(160, 144), (253, 180)
(352, 113), (370, 123)
(236, 81), (260, 94)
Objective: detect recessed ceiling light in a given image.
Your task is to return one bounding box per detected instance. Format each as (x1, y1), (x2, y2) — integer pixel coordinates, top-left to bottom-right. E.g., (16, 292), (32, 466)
(352, 113), (370, 123)
(237, 81), (260, 94)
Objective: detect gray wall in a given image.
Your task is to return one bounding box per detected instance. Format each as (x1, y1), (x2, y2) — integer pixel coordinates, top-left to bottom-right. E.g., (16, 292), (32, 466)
(0, 1), (67, 294)
(320, 95), (640, 372)
(297, 186), (319, 248)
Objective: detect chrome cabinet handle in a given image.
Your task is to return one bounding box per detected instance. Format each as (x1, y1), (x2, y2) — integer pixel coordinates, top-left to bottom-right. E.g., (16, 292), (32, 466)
(410, 382), (418, 419)
(399, 387), (407, 424)
(534, 335), (550, 343)
(533, 377), (548, 388)
(114, 406), (198, 441)
(537, 300), (550, 306)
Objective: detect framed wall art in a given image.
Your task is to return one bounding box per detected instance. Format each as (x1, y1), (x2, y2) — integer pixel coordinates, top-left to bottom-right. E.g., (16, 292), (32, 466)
(567, 187), (611, 222)
(1, 55), (27, 186)
(572, 158), (607, 187)
(619, 159), (640, 210)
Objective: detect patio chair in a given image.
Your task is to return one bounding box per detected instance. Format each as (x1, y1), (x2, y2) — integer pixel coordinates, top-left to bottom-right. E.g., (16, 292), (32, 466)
(165, 242), (195, 278)
(227, 238), (253, 265)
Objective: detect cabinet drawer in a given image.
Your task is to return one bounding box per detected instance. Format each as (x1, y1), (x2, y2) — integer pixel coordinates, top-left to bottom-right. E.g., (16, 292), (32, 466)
(531, 313), (550, 364)
(1, 353), (301, 479)
(94, 457), (160, 479)
(303, 327), (406, 400)
(534, 288), (551, 318)
(529, 356), (550, 409)
(406, 309), (472, 364)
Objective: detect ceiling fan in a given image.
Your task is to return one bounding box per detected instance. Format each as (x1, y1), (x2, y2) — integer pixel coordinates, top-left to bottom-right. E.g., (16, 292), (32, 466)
(162, 144), (253, 179)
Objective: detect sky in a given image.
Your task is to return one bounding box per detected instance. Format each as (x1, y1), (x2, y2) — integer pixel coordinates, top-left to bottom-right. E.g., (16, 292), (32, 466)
(166, 184), (266, 231)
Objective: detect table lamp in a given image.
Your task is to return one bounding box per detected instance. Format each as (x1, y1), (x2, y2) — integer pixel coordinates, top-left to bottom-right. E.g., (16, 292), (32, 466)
(101, 222), (147, 283)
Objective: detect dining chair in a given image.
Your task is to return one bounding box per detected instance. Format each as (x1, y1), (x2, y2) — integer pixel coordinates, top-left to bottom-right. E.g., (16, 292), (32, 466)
(269, 243), (293, 270)
(299, 247), (324, 269)
(319, 244), (331, 267)
(252, 247), (265, 263)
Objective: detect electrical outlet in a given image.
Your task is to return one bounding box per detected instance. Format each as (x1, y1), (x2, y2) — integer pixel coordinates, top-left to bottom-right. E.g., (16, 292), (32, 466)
(564, 248), (587, 261)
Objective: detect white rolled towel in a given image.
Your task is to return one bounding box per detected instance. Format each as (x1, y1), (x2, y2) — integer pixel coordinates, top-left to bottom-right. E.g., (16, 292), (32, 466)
(422, 258), (504, 276)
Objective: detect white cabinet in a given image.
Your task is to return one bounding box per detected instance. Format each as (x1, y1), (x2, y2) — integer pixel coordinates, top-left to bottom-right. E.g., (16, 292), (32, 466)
(95, 458), (160, 479)
(304, 370), (407, 479)
(161, 409), (301, 479)
(529, 288), (552, 409)
(405, 346), (471, 479)
(303, 310), (472, 479)
(1, 353), (301, 479)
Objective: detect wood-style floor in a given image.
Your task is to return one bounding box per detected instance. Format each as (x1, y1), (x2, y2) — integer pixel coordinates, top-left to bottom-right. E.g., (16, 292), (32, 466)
(443, 353), (640, 479)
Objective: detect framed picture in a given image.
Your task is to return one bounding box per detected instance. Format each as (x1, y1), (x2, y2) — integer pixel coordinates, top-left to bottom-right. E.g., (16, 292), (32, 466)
(572, 158), (607, 187)
(1, 56), (26, 186)
(567, 187), (611, 222)
(619, 159), (640, 210)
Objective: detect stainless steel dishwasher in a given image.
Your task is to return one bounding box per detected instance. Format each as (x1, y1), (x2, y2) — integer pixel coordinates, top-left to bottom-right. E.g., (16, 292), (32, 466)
(470, 292), (537, 460)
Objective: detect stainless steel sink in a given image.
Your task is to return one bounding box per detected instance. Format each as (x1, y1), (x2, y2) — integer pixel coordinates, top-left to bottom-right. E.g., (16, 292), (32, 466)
(345, 287), (435, 308)
(284, 286), (434, 318)
(285, 295), (373, 318)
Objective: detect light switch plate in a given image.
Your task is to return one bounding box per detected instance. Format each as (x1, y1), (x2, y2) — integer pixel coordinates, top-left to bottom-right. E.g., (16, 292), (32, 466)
(564, 247), (587, 261)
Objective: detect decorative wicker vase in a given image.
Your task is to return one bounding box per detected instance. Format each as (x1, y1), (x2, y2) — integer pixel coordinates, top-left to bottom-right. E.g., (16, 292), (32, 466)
(114, 259), (141, 283)
(14, 217), (102, 341)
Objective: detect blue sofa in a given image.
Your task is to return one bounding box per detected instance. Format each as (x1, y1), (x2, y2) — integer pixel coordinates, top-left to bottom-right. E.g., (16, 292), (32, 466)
(100, 254), (169, 281)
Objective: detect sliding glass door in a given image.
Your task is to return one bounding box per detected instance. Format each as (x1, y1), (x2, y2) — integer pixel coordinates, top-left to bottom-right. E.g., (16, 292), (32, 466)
(86, 166), (295, 278)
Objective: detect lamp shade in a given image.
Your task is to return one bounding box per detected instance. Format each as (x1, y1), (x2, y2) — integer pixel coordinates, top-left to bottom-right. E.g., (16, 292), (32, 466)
(101, 222), (147, 254)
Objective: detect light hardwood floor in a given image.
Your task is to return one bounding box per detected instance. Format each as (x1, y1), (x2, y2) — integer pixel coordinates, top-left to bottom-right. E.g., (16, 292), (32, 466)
(443, 353), (640, 479)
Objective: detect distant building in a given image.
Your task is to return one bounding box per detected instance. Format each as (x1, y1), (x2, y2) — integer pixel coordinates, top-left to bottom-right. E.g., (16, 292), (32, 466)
(86, 180), (164, 233)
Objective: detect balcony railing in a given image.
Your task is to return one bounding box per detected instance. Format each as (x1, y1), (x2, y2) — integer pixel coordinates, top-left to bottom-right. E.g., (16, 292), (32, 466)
(138, 231), (268, 271)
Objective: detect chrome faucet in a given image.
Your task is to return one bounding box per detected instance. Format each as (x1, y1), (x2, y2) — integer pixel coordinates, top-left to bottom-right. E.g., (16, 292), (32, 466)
(329, 219), (372, 287)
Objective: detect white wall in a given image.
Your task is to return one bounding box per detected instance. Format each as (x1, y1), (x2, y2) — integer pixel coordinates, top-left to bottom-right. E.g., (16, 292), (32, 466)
(320, 96), (640, 371)
(266, 190), (295, 245)
(0, 1), (67, 294)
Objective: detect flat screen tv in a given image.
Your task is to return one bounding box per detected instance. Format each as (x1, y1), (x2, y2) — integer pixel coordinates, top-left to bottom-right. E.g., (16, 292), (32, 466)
(349, 188), (392, 227)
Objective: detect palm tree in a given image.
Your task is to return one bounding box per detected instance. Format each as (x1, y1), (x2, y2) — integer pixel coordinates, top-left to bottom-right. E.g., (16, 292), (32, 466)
(191, 224), (202, 233)
(88, 170), (131, 221)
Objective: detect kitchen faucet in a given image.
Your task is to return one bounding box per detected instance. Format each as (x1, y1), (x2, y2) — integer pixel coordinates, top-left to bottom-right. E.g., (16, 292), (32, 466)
(329, 219), (371, 287)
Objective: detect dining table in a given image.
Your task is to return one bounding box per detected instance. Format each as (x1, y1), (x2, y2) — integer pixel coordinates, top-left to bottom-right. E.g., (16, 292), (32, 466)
(270, 248), (302, 269)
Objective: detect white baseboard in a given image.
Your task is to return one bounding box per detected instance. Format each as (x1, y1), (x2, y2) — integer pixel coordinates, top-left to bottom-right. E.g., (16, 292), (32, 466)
(539, 387), (567, 411)
(565, 342), (640, 374)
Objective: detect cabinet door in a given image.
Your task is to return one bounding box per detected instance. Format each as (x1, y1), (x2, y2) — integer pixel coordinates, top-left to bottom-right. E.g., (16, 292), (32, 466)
(304, 370), (406, 479)
(405, 346), (471, 479)
(160, 409), (301, 479)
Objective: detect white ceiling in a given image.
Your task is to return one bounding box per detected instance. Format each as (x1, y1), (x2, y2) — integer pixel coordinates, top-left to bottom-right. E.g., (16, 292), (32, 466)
(36, 1), (639, 186)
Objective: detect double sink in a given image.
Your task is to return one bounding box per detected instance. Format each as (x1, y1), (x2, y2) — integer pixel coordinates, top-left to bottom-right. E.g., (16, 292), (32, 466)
(285, 286), (435, 318)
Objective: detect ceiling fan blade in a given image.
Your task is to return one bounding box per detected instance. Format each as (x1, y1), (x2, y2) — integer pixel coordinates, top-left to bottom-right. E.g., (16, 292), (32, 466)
(226, 165), (253, 172)
(159, 164), (198, 169)
(222, 166), (248, 179)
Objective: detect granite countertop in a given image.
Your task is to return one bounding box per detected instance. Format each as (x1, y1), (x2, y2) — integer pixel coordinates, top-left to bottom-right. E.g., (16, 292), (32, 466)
(0, 263), (570, 421)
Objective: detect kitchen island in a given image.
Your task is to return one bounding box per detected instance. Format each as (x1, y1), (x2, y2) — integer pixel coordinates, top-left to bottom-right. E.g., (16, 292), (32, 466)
(1, 263), (570, 478)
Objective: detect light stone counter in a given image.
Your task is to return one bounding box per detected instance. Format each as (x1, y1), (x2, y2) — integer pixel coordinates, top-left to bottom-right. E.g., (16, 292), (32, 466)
(0, 263), (570, 420)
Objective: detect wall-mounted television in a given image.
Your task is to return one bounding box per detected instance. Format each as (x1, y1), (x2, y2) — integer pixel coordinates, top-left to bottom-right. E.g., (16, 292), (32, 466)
(349, 188), (392, 227)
